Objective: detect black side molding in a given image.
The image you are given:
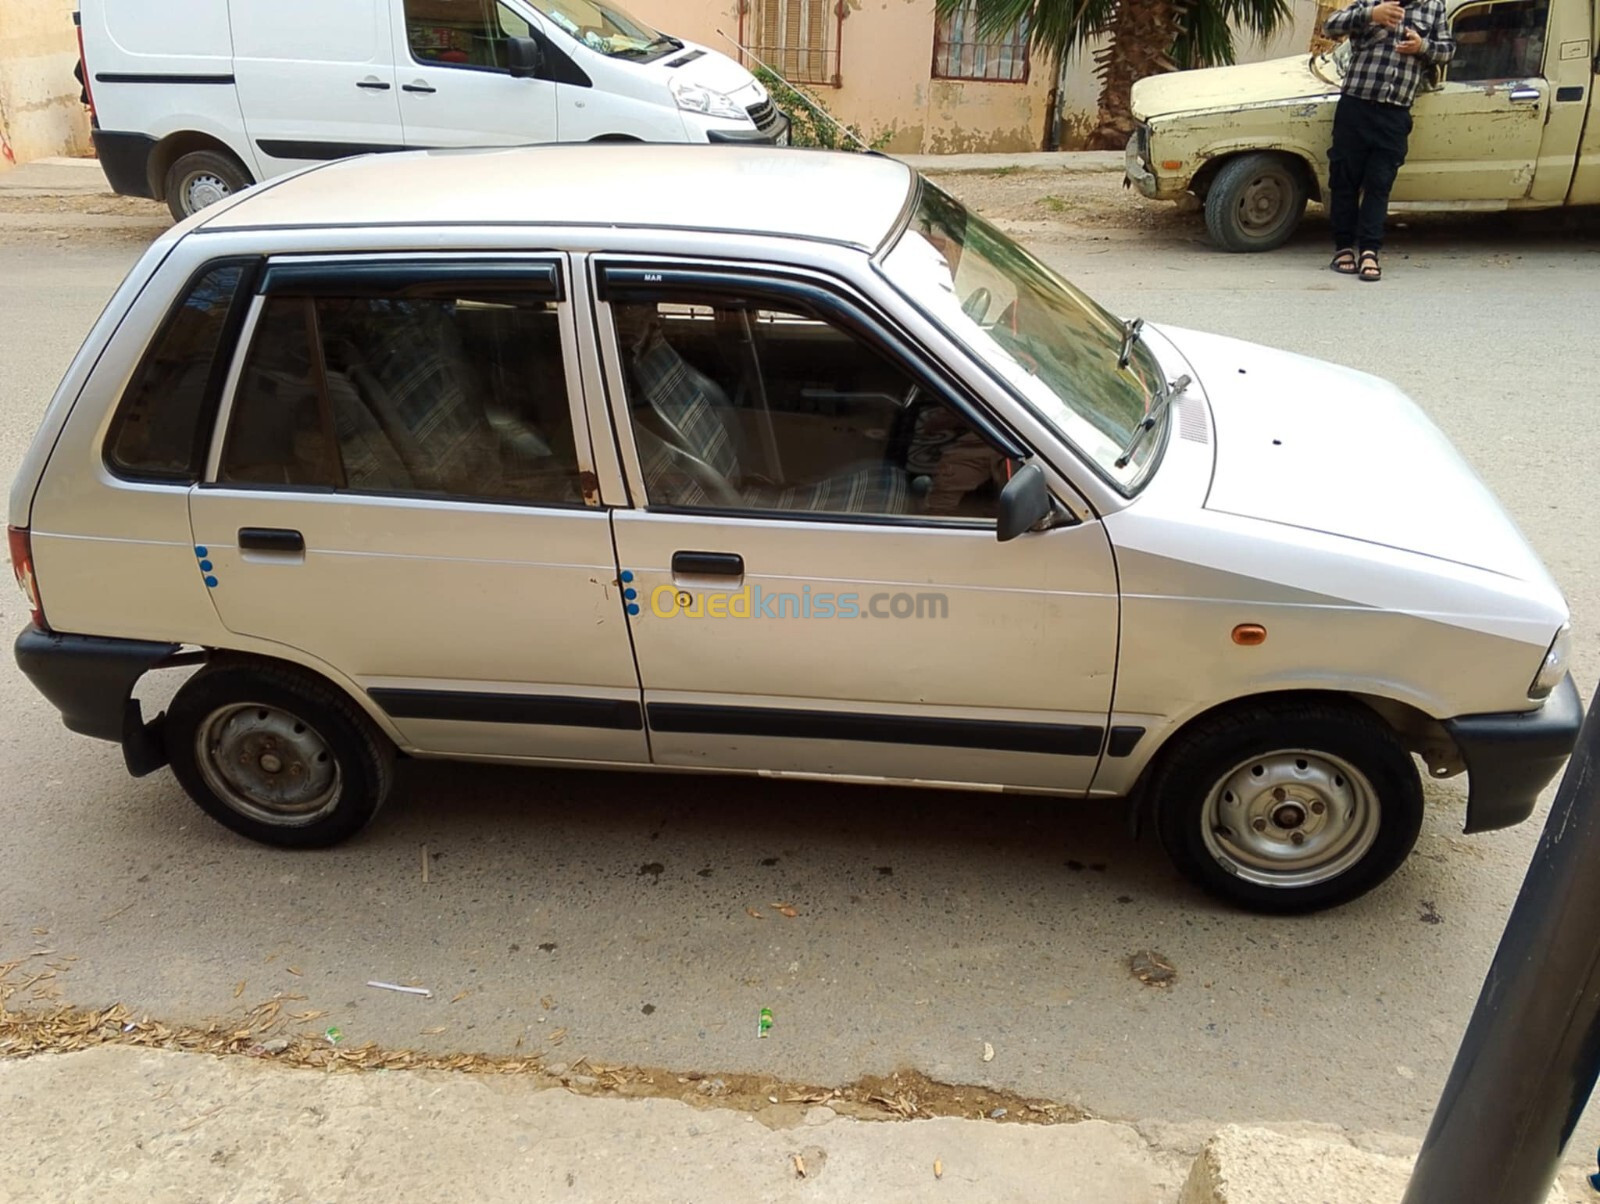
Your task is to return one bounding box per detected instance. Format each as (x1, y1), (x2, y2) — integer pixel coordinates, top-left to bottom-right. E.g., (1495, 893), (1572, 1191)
(1447, 674), (1583, 834)
(647, 702), (1104, 757)
(256, 139), (409, 162)
(95, 72), (235, 85)
(1106, 726), (1146, 757)
(370, 689), (643, 731)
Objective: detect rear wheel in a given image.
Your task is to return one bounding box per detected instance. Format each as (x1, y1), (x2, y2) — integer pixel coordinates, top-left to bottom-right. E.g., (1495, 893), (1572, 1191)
(166, 661), (393, 848)
(1151, 699), (1423, 913)
(1203, 153), (1308, 253)
(164, 149), (252, 222)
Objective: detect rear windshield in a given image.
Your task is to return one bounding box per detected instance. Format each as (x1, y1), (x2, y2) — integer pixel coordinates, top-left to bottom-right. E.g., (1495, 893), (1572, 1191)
(104, 261), (254, 482)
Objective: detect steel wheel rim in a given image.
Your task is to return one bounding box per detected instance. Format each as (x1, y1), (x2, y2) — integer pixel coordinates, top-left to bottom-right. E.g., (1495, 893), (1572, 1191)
(181, 172), (232, 215)
(195, 702), (341, 827)
(1201, 749), (1379, 888)
(1236, 171), (1292, 234)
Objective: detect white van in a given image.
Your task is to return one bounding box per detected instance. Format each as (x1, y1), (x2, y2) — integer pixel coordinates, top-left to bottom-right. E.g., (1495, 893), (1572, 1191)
(76, 0), (789, 221)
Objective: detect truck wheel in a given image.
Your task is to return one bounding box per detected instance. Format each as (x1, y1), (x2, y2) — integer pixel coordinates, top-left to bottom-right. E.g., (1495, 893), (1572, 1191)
(1150, 698), (1423, 913)
(164, 150), (253, 222)
(165, 660), (394, 848)
(1203, 153), (1307, 253)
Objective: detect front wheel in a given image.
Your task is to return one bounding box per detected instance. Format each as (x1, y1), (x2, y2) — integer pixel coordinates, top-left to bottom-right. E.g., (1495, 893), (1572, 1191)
(1203, 153), (1308, 253)
(166, 661), (394, 848)
(1150, 699), (1423, 913)
(164, 149), (253, 222)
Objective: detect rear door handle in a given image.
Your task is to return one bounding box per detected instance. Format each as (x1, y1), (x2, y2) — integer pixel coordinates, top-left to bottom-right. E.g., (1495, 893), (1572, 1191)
(238, 527), (305, 554)
(356, 78), (392, 90)
(402, 82), (437, 94)
(672, 551), (744, 577)
(1508, 87), (1541, 103)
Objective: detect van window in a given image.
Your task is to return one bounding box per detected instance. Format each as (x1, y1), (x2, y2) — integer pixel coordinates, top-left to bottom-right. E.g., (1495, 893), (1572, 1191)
(405, 0), (530, 68)
(219, 285), (584, 506)
(105, 261), (252, 483)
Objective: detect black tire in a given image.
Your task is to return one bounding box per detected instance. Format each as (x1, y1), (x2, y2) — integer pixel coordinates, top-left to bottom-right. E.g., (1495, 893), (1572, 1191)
(1203, 153), (1308, 253)
(164, 149), (252, 222)
(1150, 698), (1423, 913)
(165, 660), (394, 849)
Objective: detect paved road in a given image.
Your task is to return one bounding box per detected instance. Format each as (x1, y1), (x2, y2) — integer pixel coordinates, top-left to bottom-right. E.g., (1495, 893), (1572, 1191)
(3, 205), (1598, 1154)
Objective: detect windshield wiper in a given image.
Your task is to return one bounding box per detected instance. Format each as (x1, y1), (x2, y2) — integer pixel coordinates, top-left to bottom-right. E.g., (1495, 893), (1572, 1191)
(1114, 374), (1191, 469)
(1116, 316), (1145, 370)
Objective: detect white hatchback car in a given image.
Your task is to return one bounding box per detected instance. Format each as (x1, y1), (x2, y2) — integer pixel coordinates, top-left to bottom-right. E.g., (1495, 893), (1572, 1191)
(10, 146), (1579, 912)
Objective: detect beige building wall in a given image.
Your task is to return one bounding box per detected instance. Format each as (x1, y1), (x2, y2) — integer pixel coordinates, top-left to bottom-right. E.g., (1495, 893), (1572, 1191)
(0, 0), (92, 164)
(635, 0), (1322, 152)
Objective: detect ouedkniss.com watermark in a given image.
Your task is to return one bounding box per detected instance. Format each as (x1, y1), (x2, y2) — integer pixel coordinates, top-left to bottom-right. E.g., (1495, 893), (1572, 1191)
(621, 576), (950, 621)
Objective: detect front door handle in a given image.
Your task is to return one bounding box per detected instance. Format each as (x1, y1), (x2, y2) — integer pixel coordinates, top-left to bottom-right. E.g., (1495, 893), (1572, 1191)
(402, 82), (438, 94)
(1508, 87), (1541, 103)
(356, 78), (392, 90)
(672, 551), (744, 577)
(238, 527), (305, 554)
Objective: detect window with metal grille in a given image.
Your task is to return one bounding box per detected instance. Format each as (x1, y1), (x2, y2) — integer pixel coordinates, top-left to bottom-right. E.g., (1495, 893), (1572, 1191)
(932, 2), (1029, 82)
(745, 0), (840, 86)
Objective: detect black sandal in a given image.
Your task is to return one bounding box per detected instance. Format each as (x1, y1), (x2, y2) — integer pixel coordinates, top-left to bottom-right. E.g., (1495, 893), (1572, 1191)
(1331, 248), (1358, 275)
(1358, 250), (1382, 282)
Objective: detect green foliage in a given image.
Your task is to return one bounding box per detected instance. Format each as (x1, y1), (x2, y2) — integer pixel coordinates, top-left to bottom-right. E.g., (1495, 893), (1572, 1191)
(755, 68), (892, 152)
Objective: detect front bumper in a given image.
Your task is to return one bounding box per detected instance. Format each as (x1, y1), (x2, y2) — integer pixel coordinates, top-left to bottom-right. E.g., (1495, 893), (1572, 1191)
(705, 110), (792, 145)
(14, 626), (178, 776)
(1446, 674), (1584, 834)
(1125, 138), (1160, 198)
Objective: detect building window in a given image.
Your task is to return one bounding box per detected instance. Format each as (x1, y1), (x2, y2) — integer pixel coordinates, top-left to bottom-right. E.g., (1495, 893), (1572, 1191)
(932, 2), (1030, 82)
(745, 0), (841, 87)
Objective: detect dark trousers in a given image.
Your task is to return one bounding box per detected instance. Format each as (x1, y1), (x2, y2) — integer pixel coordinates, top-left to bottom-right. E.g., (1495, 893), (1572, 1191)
(1328, 94), (1412, 253)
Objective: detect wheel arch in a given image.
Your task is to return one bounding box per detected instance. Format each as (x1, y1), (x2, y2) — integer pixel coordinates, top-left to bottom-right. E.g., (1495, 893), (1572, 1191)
(1192, 147), (1322, 204)
(1123, 687), (1455, 836)
(147, 131), (255, 202)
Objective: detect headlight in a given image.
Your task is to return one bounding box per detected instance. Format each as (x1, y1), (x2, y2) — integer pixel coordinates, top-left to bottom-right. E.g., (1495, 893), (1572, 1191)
(1529, 623), (1571, 700)
(670, 79), (749, 121)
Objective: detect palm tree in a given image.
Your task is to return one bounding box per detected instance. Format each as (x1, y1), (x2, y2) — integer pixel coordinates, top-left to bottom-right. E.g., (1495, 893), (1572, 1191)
(939, 0), (1292, 149)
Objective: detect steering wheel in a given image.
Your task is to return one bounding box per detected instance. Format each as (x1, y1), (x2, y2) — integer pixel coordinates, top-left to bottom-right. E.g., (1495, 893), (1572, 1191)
(961, 287), (993, 322)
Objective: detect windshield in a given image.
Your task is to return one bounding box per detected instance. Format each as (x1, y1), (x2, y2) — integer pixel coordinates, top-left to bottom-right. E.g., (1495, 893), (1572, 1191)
(880, 181), (1166, 490)
(525, 0), (677, 57)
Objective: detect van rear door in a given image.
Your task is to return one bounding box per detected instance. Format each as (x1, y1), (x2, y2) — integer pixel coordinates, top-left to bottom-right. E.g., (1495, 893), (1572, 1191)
(231, 0), (405, 176)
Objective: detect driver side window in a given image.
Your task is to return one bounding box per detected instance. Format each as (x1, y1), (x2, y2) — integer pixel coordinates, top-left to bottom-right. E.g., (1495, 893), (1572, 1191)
(405, 0), (529, 68)
(611, 297), (1013, 522)
(1448, 0), (1548, 81)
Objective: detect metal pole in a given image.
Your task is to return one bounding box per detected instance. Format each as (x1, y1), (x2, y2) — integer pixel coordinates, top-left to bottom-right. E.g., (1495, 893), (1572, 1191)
(1403, 679), (1600, 1204)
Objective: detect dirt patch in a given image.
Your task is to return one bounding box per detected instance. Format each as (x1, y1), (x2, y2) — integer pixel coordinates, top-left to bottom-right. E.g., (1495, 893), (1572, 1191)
(1, 961), (1084, 1128)
(925, 169), (1200, 240)
(0, 194), (166, 219)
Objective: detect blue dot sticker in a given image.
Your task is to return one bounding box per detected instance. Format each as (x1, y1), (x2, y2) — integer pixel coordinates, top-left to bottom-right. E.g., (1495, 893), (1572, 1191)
(619, 570), (634, 584)
(194, 546), (208, 559)
(204, 576), (219, 589)
(199, 560), (213, 572)
(626, 603), (640, 616)
(623, 588), (637, 601)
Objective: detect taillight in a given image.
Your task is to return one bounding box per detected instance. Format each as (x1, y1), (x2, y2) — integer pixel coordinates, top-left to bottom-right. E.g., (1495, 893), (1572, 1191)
(75, 13), (96, 122)
(8, 526), (46, 630)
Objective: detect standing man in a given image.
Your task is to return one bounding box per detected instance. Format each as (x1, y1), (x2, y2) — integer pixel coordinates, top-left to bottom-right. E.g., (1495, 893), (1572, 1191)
(1323, 0), (1454, 281)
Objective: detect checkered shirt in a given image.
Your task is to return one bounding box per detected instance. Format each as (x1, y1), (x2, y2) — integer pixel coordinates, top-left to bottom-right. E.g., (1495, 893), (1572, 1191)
(1324, 0), (1454, 107)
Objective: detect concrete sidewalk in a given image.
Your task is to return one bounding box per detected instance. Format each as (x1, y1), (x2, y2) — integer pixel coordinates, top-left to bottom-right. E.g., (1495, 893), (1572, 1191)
(0, 1046), (1574, 1203)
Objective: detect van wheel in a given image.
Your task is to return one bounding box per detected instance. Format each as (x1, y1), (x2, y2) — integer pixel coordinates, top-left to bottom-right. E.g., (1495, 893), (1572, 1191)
(164, 150), (252, 222)
(1150, 699), (1423, 913)
(1203, 153), (1307, 253)
(166, 661), (394, 848)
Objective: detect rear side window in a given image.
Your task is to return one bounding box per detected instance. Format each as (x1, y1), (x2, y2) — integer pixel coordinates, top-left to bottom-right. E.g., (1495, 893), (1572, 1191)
(104, 261), (253, 482)
(218, 278), (585, 506)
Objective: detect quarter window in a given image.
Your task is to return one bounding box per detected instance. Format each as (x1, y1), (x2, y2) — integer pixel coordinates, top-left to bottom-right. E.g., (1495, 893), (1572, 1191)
(220, 278), (584, 506)
(612, 297), (1013, 521)
(105, 261), (251, 482)
(1449, 0), (1548, 81)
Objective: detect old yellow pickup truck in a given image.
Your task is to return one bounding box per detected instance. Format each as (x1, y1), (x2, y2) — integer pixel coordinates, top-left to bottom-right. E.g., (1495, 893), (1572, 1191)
(1124, 0), (1598, 250)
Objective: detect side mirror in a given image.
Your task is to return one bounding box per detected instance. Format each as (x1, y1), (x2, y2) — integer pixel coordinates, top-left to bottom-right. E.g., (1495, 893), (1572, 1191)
(507, 35), (544, 79)
(996, 462), (1060, 543)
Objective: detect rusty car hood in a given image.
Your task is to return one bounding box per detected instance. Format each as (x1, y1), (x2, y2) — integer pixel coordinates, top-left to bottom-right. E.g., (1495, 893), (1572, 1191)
(1132, 54), (1340, 121)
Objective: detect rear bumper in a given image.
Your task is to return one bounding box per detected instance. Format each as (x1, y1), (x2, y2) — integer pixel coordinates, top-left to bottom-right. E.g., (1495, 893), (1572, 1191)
(91, 130), (156, 199)
(14, 626), (177, 775)
(1446, 674), (1584, 834)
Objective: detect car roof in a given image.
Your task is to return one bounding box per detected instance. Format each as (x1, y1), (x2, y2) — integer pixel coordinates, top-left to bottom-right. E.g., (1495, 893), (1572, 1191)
(200, 145), (918, 249)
